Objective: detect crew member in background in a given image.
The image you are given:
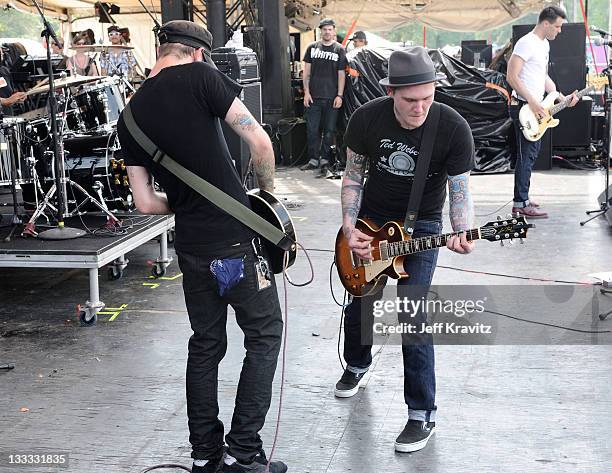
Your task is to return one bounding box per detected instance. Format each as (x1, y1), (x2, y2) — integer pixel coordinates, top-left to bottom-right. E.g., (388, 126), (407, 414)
(300, 17), (347, 175)
(100, 25), (137, 79)
(350, 30), (368, 50)
(506, 5), (578, 218)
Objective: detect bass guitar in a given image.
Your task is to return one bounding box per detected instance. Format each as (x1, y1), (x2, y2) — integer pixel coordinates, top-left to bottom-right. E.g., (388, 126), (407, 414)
(519, 76), (606, 142)
(335, 215), (534, 297)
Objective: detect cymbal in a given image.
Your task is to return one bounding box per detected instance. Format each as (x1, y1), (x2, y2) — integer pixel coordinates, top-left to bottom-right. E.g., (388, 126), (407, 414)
(26, 75), (104, 95)
(70, 44), (134, 52)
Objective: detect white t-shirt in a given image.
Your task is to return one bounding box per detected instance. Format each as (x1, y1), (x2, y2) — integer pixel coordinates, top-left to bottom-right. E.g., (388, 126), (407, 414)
(511, 32), (550, 101)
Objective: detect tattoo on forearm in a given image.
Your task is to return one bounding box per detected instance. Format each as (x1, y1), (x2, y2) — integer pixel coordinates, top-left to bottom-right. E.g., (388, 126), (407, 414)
(341, 148), (367, 228)
(231, 113), (258, 132)
(254, 156), (274, 192)
(448, 173), (474, 231)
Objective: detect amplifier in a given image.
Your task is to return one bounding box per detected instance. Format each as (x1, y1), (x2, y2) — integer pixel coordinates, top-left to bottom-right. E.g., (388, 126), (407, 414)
(211, 47), (260, 84)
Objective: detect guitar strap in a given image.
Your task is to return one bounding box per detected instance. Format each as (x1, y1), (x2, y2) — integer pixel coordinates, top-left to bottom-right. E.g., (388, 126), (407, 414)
(403, 102), (441, 235)
(121, 102), (294, 251)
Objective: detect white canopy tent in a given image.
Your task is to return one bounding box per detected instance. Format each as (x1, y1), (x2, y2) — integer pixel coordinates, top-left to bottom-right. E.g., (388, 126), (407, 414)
(1, 0), (556, 68)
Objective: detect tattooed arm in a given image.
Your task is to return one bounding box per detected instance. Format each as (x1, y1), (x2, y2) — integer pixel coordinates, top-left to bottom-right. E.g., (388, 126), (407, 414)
(342, 147), (373, 258)
(446, 171), (475, 254)
(225, 97), (275, 192)
(127, 166), (172, 214)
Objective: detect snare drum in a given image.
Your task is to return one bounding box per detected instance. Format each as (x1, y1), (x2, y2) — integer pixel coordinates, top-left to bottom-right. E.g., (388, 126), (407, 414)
(72, 78), (125, 132)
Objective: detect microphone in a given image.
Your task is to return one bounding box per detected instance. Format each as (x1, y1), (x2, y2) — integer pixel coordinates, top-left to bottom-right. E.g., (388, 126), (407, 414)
(594, 37), (612, 47)
(590, 25), (611, 36)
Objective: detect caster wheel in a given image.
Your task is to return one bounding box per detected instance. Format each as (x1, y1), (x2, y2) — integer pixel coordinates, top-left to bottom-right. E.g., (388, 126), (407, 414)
(152, 264), (166, 278)
(79, 310), (97, 326)
(107, 267), (123, 280)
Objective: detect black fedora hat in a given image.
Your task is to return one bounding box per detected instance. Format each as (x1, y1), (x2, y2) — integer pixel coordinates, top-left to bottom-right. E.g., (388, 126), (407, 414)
(379, 47), (446, 87)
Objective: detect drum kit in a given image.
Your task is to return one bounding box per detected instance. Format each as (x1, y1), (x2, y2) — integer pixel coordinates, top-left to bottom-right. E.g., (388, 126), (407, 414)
(0, 70), (134, 240)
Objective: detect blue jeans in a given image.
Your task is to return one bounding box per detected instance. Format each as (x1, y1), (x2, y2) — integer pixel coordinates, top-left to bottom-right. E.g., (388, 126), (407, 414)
(510, 105), (542, 208)
(343, 217), (442, 422)
(305, 97), (338, 166)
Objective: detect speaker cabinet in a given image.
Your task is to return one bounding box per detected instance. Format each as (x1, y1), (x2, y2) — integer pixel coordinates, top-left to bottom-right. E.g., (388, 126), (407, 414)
(553, 97), (592, 148)
(534, 128), (552, 170)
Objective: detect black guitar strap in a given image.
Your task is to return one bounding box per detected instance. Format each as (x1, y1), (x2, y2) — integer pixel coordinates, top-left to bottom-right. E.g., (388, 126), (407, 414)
(403, 102), (441, 235)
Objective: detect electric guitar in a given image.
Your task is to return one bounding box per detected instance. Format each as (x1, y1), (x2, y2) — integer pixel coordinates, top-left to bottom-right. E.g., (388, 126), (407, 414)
(335, 215), (534, 297)
(519, 76), (607, 142)
(247, 189), (297, 274)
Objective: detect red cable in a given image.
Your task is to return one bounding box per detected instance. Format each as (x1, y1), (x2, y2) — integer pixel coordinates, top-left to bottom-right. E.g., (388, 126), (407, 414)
(580, 0), (600, 74)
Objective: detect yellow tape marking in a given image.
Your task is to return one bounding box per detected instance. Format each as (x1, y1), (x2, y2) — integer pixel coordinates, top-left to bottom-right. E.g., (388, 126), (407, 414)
(98, 304), (129, 321)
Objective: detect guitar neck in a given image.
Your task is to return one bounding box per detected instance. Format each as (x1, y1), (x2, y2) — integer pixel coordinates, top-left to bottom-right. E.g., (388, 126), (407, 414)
(386, 228), (480, 257)
(549, 86), (593, 116)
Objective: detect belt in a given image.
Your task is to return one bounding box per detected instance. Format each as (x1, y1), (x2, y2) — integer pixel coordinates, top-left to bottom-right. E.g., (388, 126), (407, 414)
(510, 97), (527, 106)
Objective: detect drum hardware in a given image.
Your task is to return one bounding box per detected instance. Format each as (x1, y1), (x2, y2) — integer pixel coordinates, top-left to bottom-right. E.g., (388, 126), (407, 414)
(1, 121), (22, 242)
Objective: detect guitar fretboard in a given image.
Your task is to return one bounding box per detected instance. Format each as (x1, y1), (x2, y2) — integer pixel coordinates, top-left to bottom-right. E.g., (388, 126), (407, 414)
(383, 228), (480, 259)
(549, 86), (594, 116)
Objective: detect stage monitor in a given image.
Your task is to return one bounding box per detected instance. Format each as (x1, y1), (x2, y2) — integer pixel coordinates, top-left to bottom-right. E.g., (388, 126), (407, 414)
(461, 40), (492, 68)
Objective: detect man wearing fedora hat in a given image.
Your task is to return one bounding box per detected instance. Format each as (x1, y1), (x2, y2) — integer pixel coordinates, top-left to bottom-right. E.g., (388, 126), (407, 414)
(300, 17), (347, 174)
(117, 20), (287, 473)
(337, 47), (476, 453)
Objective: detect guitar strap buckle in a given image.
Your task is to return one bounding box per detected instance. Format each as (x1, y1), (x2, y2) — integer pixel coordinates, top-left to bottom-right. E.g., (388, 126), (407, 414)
(251, 238), (272, 290)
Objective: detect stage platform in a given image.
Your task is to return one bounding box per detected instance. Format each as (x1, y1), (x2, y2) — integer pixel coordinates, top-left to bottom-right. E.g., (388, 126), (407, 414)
(1, 168), (611, 473)
(0, 213), (174, 324)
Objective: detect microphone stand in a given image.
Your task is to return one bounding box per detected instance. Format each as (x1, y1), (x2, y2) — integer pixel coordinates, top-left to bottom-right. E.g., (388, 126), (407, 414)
(28, 0), (85, 240)
(136, 0), (161, 59)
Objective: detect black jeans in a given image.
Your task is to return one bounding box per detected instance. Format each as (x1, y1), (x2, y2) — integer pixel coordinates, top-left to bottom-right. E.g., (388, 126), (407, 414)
(343, 217), (442, 422)
(305, 97), (339, 166)
(177, 240), (283, 463)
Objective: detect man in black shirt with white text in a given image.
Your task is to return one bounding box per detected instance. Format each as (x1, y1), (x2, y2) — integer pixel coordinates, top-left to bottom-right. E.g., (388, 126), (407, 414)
(300, 18), (346, 175)
(337, 47), (476, 453)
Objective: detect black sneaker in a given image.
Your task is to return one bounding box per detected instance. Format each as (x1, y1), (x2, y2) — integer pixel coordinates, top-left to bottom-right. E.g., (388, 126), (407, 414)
(221, 451), (287, 473)
(334, 368), (367, 398)
(192, 453), (225, 473)
(394, 420), (436, 453)
(299, 162), (318, 171)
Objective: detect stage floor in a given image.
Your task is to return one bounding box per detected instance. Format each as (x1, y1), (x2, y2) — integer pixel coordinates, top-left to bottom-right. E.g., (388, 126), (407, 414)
(1, 167), (611, 472)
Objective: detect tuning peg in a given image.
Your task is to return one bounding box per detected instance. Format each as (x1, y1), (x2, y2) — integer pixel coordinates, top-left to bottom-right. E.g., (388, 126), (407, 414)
(507, 213), (513, 219)
(497, 215), (502, 221)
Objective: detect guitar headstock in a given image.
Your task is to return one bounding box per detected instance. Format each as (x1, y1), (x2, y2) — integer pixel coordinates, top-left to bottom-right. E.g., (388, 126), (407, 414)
(588, 74), (609, 92)
(480, 213), (534, 245)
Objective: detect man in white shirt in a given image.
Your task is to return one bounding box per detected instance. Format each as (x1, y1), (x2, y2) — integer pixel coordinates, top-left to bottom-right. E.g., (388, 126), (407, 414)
(507, 5), (578, 218)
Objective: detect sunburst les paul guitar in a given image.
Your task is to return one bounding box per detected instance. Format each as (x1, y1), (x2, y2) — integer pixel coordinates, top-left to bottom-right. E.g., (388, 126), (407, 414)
(519, 76), (607, 142)
(335, 215), (534, 297)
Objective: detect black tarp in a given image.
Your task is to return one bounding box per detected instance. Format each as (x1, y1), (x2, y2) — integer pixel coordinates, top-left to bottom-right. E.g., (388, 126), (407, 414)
(342, 47), (513, 173)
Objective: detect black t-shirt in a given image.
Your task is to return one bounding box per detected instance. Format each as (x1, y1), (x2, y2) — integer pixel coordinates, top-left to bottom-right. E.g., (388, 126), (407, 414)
(0, 66), (15, 117)
(303, 41), (347, 99)
(117, 61), (255, 250)
(344, 97), (474, 221)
